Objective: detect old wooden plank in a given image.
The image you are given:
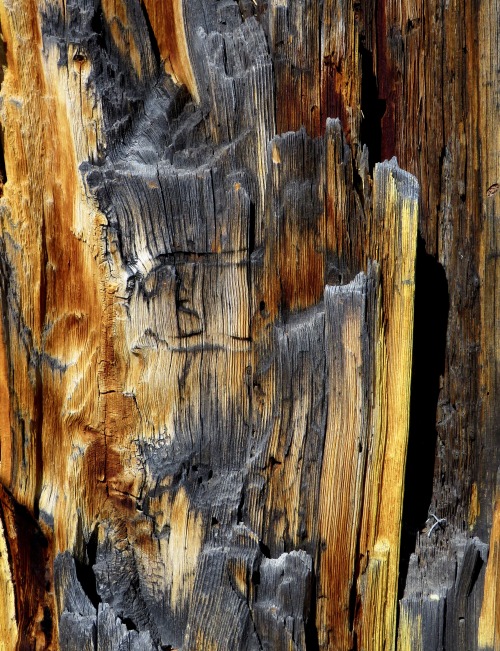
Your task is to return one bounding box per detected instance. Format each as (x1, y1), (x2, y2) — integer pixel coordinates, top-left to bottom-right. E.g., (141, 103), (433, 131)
(259, 303), (327, 556)
(268, 0), (322, 137)
(141, 0), (198, 101)
(445, 537), (489, 651)
(252, 551), (313, 650)
(478, 0), (500, 548)
(398, 534), (490, 651)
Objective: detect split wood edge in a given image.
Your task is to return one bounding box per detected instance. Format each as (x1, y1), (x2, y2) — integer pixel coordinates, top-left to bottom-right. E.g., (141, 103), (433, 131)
(317, 160), (418, 651)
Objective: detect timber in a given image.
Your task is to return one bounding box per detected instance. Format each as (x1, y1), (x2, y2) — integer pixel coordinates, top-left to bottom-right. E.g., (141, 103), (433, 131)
(0, 0), (498, 650)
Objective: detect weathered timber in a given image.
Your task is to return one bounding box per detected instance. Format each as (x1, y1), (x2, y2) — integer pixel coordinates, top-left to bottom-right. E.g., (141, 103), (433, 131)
(0, 0), (498, 649)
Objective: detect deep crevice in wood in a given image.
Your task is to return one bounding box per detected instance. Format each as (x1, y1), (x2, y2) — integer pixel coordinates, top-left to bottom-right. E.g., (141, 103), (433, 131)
(139, 0), (162, 68)
(398, 234), (450, 599)
(359, 42), (386, 172)
(74, 526), (101, 610)
(305, 567), (320, 651)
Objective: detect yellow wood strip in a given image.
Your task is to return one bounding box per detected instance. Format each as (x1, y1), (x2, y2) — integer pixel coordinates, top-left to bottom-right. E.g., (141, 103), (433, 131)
(358, 160), (419, 650)
(478, 495), (500, 649)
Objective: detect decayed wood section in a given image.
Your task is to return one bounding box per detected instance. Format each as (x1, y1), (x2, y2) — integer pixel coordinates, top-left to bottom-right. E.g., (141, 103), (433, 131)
(0, 0), (497, 650)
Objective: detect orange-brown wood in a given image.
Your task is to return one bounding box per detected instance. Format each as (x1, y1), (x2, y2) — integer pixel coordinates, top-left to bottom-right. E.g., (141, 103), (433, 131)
(141, 0), (199, 101)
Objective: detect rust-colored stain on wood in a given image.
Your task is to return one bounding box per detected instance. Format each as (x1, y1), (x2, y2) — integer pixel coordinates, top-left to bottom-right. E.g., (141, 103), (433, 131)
(279, 225), (325, 312)
(0, 485), (56, 650)
(0, 309), (11, 486)
(468, 482), (480, 529)
(141, 0), (199, 101)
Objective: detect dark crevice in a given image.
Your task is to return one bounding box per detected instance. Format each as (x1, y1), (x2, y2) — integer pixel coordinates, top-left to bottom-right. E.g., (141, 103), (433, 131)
(465, 551), (484, 598)
(348, 539), (362, 633)
(122, 616), (138, 632)
(0, 488), (53, 643)
(74, 526), (101, 609)
(237, 486), (245, 523)
(398, 234), (449, 600)
(248, 200), (256, 255)
(258, 539), (271, 558)
(247, 201), (256, 331)
(305, 568), (320, 651)
(352, 159), (365, 211)
(41, 606), (53, 643)
(0, 125), (7, 196)
(359, 43), (386, 172)
(90, 2), (106, 51)
(33, 363), (43, 520)
(139, 1), (162, 69)
(0, 248), (12, 471)
(0, 27), (6, 197)
(268, 455), (281, 471)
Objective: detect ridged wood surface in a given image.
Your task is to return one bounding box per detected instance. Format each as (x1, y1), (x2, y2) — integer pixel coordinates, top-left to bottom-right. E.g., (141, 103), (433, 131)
(0, 0), (497, 649)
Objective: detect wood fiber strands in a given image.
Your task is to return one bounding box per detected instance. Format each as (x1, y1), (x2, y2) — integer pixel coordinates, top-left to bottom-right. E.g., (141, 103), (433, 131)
(317, 162), (418, 651)
(0, 0), (496, 649)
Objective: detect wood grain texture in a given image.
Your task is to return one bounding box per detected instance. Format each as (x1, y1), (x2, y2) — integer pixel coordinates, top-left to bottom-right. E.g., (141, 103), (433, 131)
(141, 0), (198, 101)
(317, 267), (380, 650)
(0, 0), (496, 649)
(0, 500), (17, 649)
(478, 496), (500, 649)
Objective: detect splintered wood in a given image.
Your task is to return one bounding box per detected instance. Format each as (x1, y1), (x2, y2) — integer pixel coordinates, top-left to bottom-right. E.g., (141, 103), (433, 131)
(317, 162), (418, 650)
(0, 0), (496, 650)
